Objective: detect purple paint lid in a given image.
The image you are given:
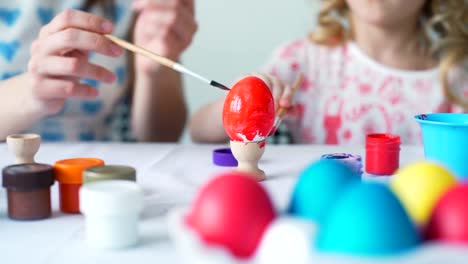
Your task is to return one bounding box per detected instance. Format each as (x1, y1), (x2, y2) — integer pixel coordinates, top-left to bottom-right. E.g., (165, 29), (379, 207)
(321, 153), (363, 176)
(213, 148), (238, 167)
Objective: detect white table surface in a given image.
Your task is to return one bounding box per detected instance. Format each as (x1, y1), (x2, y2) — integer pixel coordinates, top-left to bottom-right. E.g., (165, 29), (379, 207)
(0, 143), (461, 263)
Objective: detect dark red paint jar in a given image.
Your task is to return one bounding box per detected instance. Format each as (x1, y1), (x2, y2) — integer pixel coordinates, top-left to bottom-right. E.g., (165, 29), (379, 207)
(2, 164), (55, 220)
(365, 134), (401, 176)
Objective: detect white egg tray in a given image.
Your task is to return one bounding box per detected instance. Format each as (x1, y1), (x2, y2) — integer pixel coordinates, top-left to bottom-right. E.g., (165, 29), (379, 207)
(167, 208), (468, 264)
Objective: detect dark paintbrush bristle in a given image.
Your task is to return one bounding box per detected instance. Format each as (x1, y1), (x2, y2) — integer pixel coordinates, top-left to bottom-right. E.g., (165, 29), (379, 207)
(210, 80), (230, 91)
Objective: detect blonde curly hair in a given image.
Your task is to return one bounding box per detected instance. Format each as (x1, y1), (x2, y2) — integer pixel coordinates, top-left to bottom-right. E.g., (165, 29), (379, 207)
(310, 0), (468, 108)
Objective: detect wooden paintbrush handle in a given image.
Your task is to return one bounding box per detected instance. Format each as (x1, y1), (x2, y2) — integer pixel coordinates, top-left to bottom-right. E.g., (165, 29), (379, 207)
(104, 34), (176, 69)
(276, 73), (303, 118)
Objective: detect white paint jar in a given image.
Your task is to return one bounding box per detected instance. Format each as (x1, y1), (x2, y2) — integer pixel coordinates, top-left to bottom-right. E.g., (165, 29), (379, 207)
(80, 180), (144, 249)
(256, 217), (317, 264)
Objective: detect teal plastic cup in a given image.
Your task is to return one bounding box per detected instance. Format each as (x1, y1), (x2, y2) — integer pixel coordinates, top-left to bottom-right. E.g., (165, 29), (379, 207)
(414, 113), (468, 180)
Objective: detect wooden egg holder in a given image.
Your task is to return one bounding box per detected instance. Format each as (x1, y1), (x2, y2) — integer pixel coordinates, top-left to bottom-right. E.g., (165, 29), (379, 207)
(6, 134), (41, 164)
(230, 140), (266, 181)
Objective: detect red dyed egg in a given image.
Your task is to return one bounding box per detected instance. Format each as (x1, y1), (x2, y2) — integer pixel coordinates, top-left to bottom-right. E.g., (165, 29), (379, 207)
(223, 77), (275, 142)
(185, 172), (276, 258)
(425, 184), (468, 243)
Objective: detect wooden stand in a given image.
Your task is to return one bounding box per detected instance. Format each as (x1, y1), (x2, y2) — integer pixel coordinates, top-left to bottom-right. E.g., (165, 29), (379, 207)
(230, 140), (266, 181)
(6, 134), (41, 164)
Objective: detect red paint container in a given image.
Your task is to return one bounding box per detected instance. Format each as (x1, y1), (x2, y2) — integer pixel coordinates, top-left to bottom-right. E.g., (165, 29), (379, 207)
(54, 158), (105, 214)
(2, 164), (55, 220)
(365, 134), (401, 176)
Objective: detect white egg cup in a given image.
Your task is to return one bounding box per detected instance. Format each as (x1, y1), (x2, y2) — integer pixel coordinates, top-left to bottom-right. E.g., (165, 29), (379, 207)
(230, 140), (266, 181)
(6, 134), (41, 164)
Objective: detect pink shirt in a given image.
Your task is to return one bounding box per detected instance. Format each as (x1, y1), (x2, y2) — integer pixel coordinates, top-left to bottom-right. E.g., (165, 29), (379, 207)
(263, 39), (465, 145)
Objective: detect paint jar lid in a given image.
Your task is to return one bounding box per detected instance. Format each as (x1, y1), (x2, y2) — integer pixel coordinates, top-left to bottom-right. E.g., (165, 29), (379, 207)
(83, 165), (136, 184)
(54, 158), (105, 184)
(80, 180), (144, 216)
(321, 153), (363, 176)
(213, 148), (238, 167)
(366, 134), (401, 149)
(2, 163), (54, 191)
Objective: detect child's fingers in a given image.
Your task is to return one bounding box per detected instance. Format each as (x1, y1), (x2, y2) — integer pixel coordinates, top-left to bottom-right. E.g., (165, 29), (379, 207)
(251, 72), (279, 100)
(270, 77), (284, 103)
(31, 78), (98, 99)
(37, 29), (123, 57)
(251, 72), (273, 88)
(251, 72), (285, 109)
(39, 9), (114, 38)
(28, 56), (116, 83)
(279, 84), (293, 108)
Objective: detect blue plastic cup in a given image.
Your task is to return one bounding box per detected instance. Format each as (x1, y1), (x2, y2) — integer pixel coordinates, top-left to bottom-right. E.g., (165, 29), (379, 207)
(414, 113), (468, 180)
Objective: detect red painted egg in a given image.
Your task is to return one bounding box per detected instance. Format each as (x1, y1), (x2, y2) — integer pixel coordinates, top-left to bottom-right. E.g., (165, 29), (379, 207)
(425, 184), (468, 243)
(185, 172), (276, 258)
(223, 76), (275, 142)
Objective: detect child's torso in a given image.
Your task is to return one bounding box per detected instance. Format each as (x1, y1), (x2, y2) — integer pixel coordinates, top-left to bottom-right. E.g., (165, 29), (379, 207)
(266, 39), (449, 145)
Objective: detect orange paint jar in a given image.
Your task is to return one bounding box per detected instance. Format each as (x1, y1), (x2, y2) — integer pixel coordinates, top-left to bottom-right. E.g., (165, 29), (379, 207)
(54, 158), (105, 213)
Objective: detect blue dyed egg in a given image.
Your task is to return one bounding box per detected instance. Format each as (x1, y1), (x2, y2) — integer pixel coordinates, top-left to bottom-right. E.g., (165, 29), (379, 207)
(316, 182), (420, 256)
(288, 159), (359, 222)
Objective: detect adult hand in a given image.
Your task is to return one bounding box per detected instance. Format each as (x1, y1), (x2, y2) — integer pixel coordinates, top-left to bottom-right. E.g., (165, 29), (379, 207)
(132, 0), (198, 75)
(27, 9), (123, 115)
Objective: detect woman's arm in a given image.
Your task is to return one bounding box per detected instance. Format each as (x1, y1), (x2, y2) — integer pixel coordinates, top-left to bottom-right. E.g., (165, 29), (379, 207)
(130, 0), (197, 142)
(0, 74), (46, 140)
(131, 68), (187, 142)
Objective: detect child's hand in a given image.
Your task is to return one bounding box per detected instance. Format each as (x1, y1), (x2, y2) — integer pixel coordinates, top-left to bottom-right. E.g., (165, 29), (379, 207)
(251, 73), (294, 111)
(132, 0), (198, 75)
(27, 9), (123, 115)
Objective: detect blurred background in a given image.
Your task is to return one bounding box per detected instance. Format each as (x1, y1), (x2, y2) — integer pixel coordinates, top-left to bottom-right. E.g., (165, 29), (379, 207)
(179, 0), (318, 143)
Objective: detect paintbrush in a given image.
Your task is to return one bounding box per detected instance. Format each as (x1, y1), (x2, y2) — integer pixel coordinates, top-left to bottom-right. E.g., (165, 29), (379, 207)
(268, 73), (303, 136)
(104, 34), (230, 91)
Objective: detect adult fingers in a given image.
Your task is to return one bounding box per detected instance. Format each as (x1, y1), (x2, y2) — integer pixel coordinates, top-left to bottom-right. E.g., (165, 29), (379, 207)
(31, 78), (98, 99)
(133, 0), (179, 10)
(39, 9), (114, 38)
(139, 7), (197, 46)
(28, 56), (116, 83)
(167, 6), (197, 45)
(183, 0), (195, 15)
(36, 28), (123, 57)
(133, 0), (194, 15)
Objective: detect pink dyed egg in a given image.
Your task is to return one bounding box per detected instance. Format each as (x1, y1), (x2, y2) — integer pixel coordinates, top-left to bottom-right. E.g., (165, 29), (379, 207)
(425, 184), (468, 244)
